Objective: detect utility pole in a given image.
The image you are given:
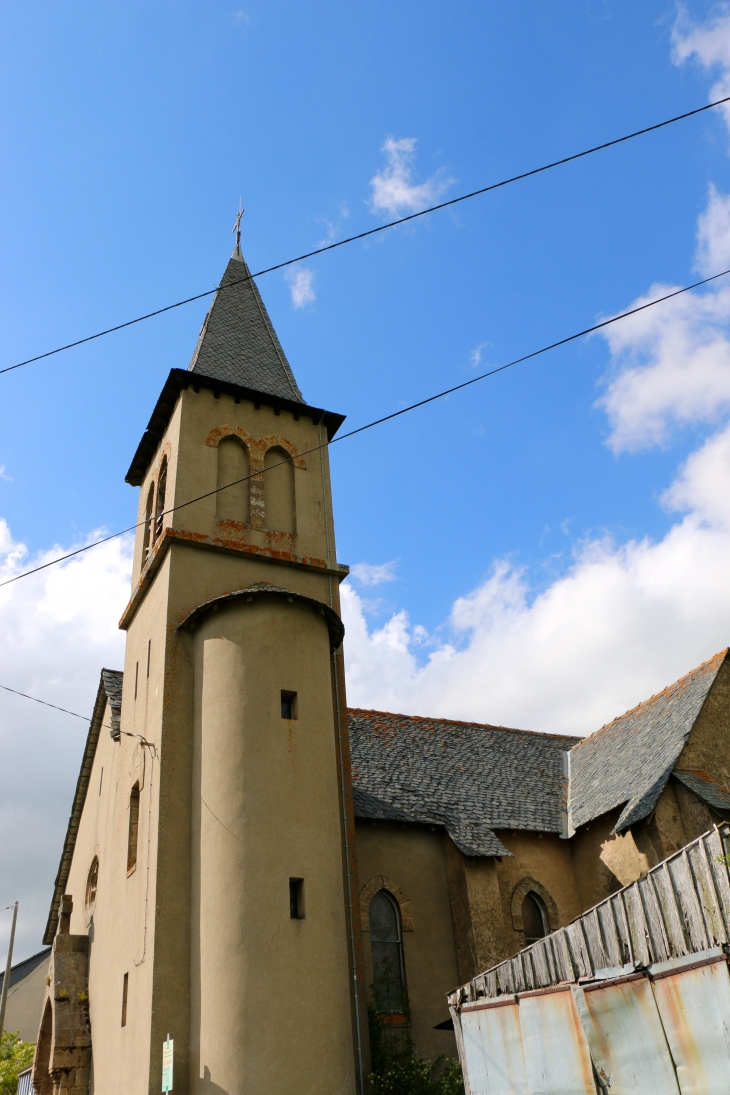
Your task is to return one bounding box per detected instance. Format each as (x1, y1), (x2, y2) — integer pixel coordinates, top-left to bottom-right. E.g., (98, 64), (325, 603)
(0, 902), (18, 1040)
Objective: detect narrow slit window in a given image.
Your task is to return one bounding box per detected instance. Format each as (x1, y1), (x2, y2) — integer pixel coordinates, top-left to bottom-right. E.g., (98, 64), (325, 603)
(289, 878), (305, 919)
(146, 640), (151, 679)
(127, 783), (140, 874)
(281, 691), (298, 720)
(134, 662), (139, 700)
(121, 973), (128, 1027)
(99, 767), (104, 796)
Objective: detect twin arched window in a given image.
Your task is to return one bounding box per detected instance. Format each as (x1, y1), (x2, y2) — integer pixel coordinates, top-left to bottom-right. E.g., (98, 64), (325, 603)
(142, 456), (168, 561)
(369, 889), (406, 1015)
(215, 437), (295, 533)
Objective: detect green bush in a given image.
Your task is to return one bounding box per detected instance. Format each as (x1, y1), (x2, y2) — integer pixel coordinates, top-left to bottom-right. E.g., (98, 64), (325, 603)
(367, 1001), (464, 1095)
(0, 1032), (34, 1095)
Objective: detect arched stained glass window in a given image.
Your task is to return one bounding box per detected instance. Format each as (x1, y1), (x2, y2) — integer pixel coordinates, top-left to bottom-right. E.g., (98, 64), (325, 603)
(369, 890), (406, 1014)
(522, 891), (548, 946)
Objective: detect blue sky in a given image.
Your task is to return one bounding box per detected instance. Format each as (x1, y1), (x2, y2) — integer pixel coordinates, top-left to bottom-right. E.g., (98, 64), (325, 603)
(6, 0), (730, 957)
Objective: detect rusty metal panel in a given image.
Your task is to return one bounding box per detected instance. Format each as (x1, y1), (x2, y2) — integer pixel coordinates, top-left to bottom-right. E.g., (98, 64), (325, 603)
(518, 988), (596, 1095)
(460, 1001), (528, 1095)
(651, 951), (730, 1095)
(579, 975), (680, 1094)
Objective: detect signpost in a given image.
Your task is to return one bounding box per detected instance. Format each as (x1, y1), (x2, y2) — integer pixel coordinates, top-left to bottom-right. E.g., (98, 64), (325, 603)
(162, 1036), (173, 1093)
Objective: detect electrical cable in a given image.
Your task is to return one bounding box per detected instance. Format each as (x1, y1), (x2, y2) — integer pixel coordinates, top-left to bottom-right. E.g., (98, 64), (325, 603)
(1, 264), (729, 592)
(2, 94), (729, 378)
(0, 683), (89, 720)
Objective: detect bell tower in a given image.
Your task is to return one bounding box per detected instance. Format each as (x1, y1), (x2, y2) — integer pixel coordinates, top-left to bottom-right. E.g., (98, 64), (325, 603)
(117, 240), (362, 1094)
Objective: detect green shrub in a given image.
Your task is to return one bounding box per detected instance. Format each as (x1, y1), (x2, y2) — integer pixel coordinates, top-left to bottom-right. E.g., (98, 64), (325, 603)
(367, 1001), (464, 1095)
(0, 1032), (34, 1095)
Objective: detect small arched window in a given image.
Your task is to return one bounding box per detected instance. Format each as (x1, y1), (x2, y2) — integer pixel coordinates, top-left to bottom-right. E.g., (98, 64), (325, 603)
(217, 436), (249, 523)
(154, 457), (167, 542)
(522, 891), (548, 945)
(127, 783), (140, 874)
(85, 856), (99, 911)
(264, 446), (295, 534)
(142, 481), (155, 559)
(369, 890), (406, 1014)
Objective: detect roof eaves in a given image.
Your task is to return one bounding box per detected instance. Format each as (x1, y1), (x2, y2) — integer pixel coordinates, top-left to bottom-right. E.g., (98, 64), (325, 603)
(42, 669), (123, 944)
(125, 369), (346, 487)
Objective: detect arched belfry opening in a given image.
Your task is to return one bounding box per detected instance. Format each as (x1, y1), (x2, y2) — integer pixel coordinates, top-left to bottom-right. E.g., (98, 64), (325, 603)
(216, 435), (249, 523)
(522, 891), (548, 945)
(264, 445), (295, 533)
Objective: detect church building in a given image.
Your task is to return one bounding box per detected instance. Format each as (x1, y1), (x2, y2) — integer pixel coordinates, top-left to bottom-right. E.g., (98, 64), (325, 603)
(31, 240), (730, 1095)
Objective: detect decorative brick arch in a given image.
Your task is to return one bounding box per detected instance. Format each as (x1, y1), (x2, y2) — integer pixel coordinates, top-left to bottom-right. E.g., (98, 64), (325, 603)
(205, 424), (256, 450)
(205, 426), (306, 469)
(510, 877), (559, 932)
(360, 875), (414, 932)
(258, 435), (307, 469)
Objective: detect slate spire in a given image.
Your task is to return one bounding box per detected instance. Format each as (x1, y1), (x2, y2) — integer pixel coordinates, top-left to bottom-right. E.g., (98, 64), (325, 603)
(188, 244), (304, 403)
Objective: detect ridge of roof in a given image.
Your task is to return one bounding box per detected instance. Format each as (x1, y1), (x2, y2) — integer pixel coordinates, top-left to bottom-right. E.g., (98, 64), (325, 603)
(346, 707), (579, 744)
(568, 650), (728, 835)
(43, 669), (123, 945)
(570, 649), (729, 754)
(188, 249), (304, 403)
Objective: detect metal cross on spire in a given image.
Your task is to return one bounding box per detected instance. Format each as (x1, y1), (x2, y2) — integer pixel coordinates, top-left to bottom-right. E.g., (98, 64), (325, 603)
(232, 202), (244, 252)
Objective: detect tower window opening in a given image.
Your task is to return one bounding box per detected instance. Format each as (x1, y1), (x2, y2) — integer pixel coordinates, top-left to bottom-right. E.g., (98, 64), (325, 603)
(289, 878), (305, 919)
(142, 482), (155, 560)
(369, 890), (406, 1015)
(154, 457), (167, 541)
(127, 783), (140, 874)
(281, 691), (298, 720)
(121, 972), (128, 1027)
(216, 435), (249, 523)
(146, 639), (151, 679)
(522, 891), (548, 945)
(134, 661), (139, 699)
(264, 446), (295, 533)
(85, 856), (99, 911)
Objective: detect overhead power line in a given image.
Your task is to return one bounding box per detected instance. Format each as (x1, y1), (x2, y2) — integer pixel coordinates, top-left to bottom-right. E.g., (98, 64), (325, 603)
(0, 683), (89, 720)
(2, 94), (730, 379)
(1, 264), (729, 592)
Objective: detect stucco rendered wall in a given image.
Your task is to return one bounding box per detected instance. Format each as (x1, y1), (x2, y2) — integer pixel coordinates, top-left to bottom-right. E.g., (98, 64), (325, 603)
(189, 597), (355, 1095)
(355, 821), (460, 1062)
(3, 956), (50, 1043)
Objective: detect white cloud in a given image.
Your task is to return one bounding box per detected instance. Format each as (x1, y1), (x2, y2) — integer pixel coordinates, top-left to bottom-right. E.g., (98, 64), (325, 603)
(470, 342), (489, 368)
(0, 523), (131, 960)
(349, 560), (398, 586)
(369, 137), (455, 218)
(0, 466), (11, 481)
(696, 183), (730, 277)
(596, 279), (730, 452)
(232, 10), (250, 28)
(673, 7), (730, 128)
(285, 266), (316, 309)
(342, 424), (730, 734)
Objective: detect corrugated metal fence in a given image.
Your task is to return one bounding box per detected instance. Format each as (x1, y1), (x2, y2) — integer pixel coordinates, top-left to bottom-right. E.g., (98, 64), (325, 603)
(448, 825), (730, 1094)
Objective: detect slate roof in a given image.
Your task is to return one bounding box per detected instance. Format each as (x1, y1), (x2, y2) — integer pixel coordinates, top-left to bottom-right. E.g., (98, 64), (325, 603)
(348, 709), (576, 857)
(568, 650), (728, 834)
(43, 669), (123, 944)
(673, 769), (730, 812)
(0, 947), (51, 994)
(188, 247), (304, 403)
